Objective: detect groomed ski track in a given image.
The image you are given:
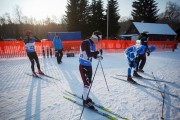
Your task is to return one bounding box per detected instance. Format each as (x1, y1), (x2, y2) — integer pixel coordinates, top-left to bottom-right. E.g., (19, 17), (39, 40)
(0, 49), (180, 120)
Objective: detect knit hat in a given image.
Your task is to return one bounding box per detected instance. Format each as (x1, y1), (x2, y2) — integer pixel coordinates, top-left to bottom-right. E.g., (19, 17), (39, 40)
(91, 30), (102, 41)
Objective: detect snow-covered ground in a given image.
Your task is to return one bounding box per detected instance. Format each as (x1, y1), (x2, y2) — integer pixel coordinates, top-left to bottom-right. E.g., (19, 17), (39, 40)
(0, 46), (180, 120)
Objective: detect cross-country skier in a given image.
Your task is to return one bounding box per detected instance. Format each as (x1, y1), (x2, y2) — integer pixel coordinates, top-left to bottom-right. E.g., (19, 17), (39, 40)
(23, 30), (44, 77)
(79, 30), (103, 109)
(124, 41), (155, 83)
(53, 33), (63, 64)
(136, 31), (149, 72)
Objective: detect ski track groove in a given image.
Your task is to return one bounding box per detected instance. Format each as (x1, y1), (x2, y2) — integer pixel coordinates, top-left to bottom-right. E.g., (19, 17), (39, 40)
(0, 50), (180, 120)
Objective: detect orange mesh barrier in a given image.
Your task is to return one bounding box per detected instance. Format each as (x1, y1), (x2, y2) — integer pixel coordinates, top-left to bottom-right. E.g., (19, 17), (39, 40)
(0, 40), (177, 58)
(148, 41), (177, 52)
(97, 40), (177, 53)
(97, 40), (135, 49)
(0, 41), (26, 58)
(62, 41), (82, 54)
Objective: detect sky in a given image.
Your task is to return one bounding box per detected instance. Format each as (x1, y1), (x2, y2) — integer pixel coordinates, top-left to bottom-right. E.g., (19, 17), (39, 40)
(0, 0), (180, 22)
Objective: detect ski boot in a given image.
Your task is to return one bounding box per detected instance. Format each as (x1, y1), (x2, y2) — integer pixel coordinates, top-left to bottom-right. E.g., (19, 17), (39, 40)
(82, 95), (94, 104)
(83, 98), (95, 110)
(133, 71), (142, 78)
(127, 75), (137, 84)
(32, 71), (38, 77)
(38, 69), (44, 75)
(137, 68), (144, 72)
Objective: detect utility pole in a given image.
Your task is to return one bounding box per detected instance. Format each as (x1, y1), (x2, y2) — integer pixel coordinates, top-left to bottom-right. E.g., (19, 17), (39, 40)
(107, 0), (109, 40)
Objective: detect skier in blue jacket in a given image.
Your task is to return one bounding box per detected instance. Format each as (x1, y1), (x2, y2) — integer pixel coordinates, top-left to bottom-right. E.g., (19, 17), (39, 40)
(23, 30), (44, 77)
(124, 41), (155, 83)
(53, 33), (63, 64)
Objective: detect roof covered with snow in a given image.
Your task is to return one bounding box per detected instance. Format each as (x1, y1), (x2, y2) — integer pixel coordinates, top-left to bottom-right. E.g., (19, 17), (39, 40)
(133, 22), (177, 35)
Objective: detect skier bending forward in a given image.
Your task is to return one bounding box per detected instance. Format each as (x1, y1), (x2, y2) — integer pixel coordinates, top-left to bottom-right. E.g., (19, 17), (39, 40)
(124, 42), (155, 83)
(79, 30), (103, 109)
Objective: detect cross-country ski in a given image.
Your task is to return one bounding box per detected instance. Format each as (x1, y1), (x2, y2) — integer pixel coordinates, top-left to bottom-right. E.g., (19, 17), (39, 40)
(36, 72), (62, 82)
(25, 72), (43, 79)
(115, 74), (175, 84)
(64, 96), (118, 120)
(64, 90), (129, 120)
(111, 76), (179, 99)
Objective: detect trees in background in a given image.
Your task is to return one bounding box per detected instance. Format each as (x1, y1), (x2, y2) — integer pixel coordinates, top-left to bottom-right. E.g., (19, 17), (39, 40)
(164, 1), (180, 23)
(65, 0), (92, 38)
(89, 0), (106, 37)
(65, 0), (120, 39)
(105, 0), (120, 38)
(0, 0), (179, 40)
(0, 5), (67, 40)
(120, 1), (180, 36)
(158, 1), (180, 31)
(65, 0), (80, 32)
(131, 0), (159, 23)
(78, 0), (91, 38)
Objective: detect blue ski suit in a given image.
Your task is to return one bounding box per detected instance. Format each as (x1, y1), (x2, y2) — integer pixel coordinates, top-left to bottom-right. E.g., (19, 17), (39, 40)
(124, 45), (147, 76)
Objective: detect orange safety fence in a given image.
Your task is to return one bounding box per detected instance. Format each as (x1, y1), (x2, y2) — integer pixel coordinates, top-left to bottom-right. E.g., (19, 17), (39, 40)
(97, 40), (178, 53)
(0, 40), (177, 58)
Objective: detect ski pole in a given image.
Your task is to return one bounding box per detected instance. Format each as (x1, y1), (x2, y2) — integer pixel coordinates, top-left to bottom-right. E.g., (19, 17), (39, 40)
(152, 72), (163, 98)
(79, 58), (101, 120)
(99, 49), (109, 91)
(100, 59), (109, 91)
(161, 84), (166, 120)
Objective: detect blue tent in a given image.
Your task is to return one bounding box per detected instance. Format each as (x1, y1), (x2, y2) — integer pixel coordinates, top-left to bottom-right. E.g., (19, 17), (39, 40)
(48, 32), (82, 41)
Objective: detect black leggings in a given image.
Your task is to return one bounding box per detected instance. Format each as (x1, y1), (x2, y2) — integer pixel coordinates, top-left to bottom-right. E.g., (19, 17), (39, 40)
(136, 54), (146, 70)
(27, 52), (40, 72)
(55, 49), (63, 63)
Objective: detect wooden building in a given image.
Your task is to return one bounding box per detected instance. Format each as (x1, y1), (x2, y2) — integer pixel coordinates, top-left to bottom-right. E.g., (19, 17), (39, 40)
(125, 22), (177, 41)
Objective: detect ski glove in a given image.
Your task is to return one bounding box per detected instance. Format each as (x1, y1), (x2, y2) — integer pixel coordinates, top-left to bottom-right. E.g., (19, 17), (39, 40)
(129, 61), (134, 67)
(93, 51), (100, 59)
(147, 52), (150, 56)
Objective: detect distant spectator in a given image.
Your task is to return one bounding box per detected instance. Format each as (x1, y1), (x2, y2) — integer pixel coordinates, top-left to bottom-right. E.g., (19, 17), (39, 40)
(53, 33), (63, 64)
